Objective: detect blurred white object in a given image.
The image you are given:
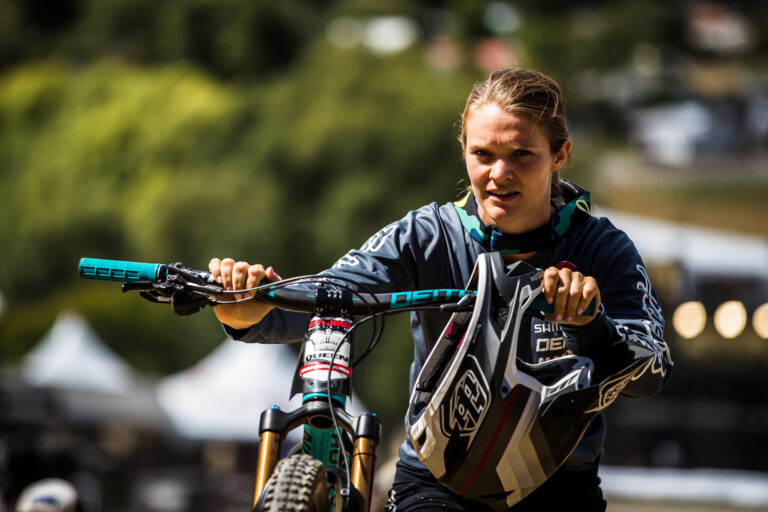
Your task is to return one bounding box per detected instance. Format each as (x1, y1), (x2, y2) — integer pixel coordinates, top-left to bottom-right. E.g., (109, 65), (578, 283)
(19, 311), (168, 429)
(600, 465), (768, 509)
(21, 311), (133, 392)
(363, 16), (418, 55)
(633, 101), (712, 167)
(15, 478), (77, 512)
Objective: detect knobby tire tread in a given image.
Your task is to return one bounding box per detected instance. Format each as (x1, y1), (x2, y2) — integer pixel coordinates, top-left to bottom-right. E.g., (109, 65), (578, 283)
(262, 454), (329, 512)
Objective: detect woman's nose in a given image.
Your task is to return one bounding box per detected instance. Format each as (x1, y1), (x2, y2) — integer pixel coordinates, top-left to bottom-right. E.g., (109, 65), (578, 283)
(488, 158), (513, 181)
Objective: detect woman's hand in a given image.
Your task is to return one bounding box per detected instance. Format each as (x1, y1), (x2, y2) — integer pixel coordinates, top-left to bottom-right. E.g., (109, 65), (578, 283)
(541, 265), (601, 327)
(208, 258), (282, 330)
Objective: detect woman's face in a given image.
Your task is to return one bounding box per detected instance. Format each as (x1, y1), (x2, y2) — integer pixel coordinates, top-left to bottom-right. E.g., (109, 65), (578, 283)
(464, 103), (571, 234)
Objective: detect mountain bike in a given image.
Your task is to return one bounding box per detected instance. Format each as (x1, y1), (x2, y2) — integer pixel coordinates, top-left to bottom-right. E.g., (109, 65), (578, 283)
(77, 254), (596, 511)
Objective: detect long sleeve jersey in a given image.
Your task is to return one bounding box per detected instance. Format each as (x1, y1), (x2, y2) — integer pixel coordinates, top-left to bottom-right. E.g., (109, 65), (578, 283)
(224, 201), (672, 470)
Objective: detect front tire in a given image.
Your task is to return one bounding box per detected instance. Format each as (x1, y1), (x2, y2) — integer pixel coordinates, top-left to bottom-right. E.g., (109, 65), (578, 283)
(261, 454), (330, 512)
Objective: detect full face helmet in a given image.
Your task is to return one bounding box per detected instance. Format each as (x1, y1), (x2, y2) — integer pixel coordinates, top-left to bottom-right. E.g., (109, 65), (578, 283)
(406, 252), (654, 510)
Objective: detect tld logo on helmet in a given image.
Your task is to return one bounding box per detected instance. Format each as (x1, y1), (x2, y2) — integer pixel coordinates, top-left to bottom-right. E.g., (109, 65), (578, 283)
(440, 355), (490, 444)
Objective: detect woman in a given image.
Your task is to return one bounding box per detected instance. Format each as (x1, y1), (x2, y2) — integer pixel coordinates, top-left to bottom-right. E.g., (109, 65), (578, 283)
(209, 68), (672, 511)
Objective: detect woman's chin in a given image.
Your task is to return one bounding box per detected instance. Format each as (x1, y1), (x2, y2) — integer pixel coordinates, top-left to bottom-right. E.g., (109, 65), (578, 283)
(482, 207), (552, 234)
(481, 206), (519, 230)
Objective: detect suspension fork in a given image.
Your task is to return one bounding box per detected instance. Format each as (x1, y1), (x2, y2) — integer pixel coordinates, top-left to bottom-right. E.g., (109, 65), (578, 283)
(251, 403), (382, 510)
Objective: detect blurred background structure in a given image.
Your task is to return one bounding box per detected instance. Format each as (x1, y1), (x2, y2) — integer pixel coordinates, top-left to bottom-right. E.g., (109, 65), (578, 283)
(1, 0), (767, 510)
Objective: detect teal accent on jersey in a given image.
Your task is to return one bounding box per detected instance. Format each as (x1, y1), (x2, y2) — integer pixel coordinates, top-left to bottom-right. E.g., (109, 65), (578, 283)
(454, 203), (491, 246)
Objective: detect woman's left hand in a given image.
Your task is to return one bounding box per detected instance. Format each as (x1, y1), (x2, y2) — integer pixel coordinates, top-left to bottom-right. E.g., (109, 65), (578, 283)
(541, 265), (601, 326)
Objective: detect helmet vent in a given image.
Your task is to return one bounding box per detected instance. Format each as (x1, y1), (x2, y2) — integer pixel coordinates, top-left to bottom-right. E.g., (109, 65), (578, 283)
(490, 296), (510, 332)
(411, 390), (432, 417)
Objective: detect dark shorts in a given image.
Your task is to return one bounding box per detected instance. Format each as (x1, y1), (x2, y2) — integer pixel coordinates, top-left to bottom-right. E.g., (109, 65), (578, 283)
(385, 460), (606, 512)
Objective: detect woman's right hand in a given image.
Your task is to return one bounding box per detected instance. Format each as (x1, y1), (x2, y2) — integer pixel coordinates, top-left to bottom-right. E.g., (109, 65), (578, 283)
(208, 258), (282, 330)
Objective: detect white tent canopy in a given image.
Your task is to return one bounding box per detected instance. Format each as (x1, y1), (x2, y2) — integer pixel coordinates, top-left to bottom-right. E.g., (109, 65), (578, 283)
(21, 311), (134, 393)
(595, 207), (768, 279)
(156, 339), (368, 441)
(20, 311), (168, 428)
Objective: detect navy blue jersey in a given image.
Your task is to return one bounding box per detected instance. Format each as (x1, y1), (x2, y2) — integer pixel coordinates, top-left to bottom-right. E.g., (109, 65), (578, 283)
(225, 201), (672, 470)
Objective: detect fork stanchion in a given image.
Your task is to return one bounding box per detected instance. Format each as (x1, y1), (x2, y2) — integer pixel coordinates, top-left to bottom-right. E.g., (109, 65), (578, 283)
(350, 437), (377, 511)
(252, 430), (281, 508)
(350, 412), (382, 511)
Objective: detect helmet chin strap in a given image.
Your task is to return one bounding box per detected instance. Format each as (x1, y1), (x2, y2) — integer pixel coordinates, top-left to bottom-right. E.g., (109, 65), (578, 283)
(454, 179), (592, 255)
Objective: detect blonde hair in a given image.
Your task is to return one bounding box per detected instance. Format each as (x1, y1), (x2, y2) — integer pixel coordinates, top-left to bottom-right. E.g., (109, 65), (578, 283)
(460, 68), (570, 197)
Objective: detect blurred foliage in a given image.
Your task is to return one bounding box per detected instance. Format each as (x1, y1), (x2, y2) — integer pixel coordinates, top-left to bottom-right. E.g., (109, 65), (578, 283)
(0, 59), (277, 292)
(1, 0), (767, 434)
(0, 0), (330, 79)
(0, 37), (475, 429)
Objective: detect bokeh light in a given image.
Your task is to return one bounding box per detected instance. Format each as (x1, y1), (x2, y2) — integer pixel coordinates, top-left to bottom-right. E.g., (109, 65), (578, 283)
(713, 301), (748, 339)
(753, 303), (768, 339)
(672, 301), (707, 339)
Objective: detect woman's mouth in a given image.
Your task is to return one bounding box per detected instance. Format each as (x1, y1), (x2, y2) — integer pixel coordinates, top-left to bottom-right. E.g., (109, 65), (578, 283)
(488, 190), (519, 201)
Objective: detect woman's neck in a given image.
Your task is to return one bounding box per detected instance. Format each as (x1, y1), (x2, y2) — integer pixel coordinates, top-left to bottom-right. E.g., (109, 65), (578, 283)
(499, 203), (556, 263)
(502, 251), (536, 263)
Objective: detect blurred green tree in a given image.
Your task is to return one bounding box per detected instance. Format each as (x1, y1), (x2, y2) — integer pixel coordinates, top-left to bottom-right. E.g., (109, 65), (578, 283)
(0, 47), (475, 428)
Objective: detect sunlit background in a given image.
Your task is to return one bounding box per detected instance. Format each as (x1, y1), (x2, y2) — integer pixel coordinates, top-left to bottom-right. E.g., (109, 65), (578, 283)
(1, 1), (767, 511)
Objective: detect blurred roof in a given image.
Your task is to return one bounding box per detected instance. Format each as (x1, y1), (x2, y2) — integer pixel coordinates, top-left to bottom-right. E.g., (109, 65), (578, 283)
(19, 311), (168, 429)
(21, 311), (133, 393)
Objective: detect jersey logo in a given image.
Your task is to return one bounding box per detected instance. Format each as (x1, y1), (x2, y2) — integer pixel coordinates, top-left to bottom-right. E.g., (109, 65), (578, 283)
(635, 264), (664, 339)
(360, 224), (397, 253)
(586, 359), (651, 413)
(332, 224), (398, 268)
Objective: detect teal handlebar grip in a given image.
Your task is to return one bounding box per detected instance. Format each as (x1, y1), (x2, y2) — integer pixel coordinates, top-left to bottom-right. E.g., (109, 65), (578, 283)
(530, 295), (597, 316)
(78, 258), (166, 283)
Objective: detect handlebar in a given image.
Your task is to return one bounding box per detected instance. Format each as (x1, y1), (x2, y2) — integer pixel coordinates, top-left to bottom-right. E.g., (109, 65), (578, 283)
(77, 257), (595, 317)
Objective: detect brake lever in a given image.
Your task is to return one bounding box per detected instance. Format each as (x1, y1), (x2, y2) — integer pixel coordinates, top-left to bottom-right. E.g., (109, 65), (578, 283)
(167, 263), (218, 286)
(184, 281), (226, 295)
(171, 289), (214, 316)
(138, 290), (172, 304)
(123, 281), (160, 293)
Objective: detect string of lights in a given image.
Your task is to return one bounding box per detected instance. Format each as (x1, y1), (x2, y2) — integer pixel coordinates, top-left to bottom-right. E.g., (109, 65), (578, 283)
(672, 301), (768, 339)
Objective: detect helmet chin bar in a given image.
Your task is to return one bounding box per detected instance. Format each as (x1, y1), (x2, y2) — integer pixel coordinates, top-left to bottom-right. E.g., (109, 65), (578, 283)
(406, 252), (654, 510)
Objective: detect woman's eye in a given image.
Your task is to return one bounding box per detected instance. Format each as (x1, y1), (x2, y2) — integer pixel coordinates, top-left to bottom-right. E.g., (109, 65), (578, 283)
(473, 149), (492, 159)
(513, 149), (533, 157)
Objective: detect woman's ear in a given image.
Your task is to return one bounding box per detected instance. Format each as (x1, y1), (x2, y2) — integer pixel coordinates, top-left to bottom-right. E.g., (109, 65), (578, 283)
(552, 139), (572, 171)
